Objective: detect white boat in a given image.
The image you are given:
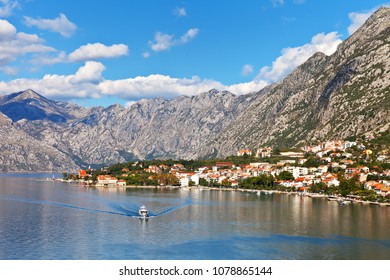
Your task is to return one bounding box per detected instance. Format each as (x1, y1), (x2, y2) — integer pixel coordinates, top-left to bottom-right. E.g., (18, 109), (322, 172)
(138, 205), (149, 219)
(340, 200), (352, 205)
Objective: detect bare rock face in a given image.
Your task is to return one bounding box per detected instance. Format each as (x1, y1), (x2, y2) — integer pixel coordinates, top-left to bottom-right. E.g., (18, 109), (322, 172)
(0, 114), (79, 172)
(0, 7), (389, 171)
(200, 7), (390, 157)
(1, 88), (255, 170)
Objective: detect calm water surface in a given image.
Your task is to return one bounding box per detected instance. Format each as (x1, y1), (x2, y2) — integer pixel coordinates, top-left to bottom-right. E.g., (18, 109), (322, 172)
(0, 174), (389, 260)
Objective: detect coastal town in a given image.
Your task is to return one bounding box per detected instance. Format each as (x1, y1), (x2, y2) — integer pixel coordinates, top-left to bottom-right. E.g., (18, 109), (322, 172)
(63, 132), (390, 205)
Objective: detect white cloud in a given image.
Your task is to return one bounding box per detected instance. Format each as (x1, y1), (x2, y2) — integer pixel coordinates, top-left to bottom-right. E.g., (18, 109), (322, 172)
(99, 74), (223, 99)
(149, 32), (175, 52)
(256, 31), (342, 83)
(226, 80), (269, 95)
(241, 64), (254, 76)
(0, 19), (55, 70)
(32, 43), (129, 65)
(99, 75), (268, 99)
(271, 0), (284, 7)
(0, 61), (269, 101)
(142, 52), (150, 58)
(174, 7), (187, 17)
(0, 65), (18, 75)
(0, 62), (101, 99)
(23, 13), (77, 38)
(148, 28), (200, 52)
(348, 4), (390, 35)
(179, 28), (199, 43)
(348, 11), (372, 35)
(0, 0), (19, 17)
(68, 43), (129, 62)
(32, 51), (67, 65)
(71, 61), (105, 84)
(0, 18), (16, 38)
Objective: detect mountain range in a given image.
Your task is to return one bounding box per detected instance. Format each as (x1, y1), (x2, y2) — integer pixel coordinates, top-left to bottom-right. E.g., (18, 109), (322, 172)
(0, 7), (389, 172)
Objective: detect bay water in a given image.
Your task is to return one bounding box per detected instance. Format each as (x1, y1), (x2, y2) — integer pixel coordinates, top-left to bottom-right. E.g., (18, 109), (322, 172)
(0, 174), (389, 260)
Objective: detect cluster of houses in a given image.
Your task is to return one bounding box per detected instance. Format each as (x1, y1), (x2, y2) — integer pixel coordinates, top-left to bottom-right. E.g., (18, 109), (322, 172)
(76, 139), (390, 198)
(303, 140), (358, 154)
(78, 172), (127, 187)
(173, 160), (389, 196)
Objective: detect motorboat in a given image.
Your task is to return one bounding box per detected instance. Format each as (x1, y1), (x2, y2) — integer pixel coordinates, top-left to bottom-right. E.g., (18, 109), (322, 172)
(138, 205), (149, 219)
(340, 200), (352, 205)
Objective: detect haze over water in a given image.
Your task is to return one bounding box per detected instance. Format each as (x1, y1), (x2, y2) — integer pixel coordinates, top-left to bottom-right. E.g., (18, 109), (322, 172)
(0, 174), (389, 260)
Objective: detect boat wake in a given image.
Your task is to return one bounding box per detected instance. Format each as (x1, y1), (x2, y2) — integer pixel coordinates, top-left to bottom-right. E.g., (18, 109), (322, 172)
(108, 198), (192, 217)
(0, 195), (131, 217)
(0, 195), (192, 218)
(150, 199), (192, 217)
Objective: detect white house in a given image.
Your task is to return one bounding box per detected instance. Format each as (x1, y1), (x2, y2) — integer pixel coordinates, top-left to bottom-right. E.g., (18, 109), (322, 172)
(284, 166), (308, 179)
(280, 151), (304, 158)
(256, 148), (272, 158)
(117, 179), (126, 186)
(317, 165), (328, 174)
(177, 172), (200, 187)
(96, 175), (118, 187)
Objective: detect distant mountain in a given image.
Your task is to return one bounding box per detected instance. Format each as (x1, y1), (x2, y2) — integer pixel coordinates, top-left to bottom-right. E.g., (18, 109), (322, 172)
(0, 89), (88, 122)
(0, 111), (79, 172)
(0, 7), (389, 171)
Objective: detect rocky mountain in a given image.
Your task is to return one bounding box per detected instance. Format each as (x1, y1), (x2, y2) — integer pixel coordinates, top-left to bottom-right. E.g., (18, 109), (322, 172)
(0, 89), (88, 122)
(0, 88), (258, 171)
(0, 7), (389, 171)
(200, 7), (390, 157)
(0, 112), (79, 172)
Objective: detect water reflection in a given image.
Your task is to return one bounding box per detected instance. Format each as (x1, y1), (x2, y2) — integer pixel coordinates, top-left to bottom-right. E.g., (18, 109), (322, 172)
(0, 175), (389, 259)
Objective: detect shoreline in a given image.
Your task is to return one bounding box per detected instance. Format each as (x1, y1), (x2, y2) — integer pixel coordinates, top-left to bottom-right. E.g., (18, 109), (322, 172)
(66, 180), (390, 207)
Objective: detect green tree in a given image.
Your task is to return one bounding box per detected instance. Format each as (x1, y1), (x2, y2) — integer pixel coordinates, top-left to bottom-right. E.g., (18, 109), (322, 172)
(325, 185), (340, 196)
(338, 174), (361, 197)
(156, 173), (179, 186)
(199, 178), (208, 186)
(221, 178), (232, 187)
(239, 174), (275, 189)
(303, 156), (322, 168)
(310, 182), (327, 193)
(277, 171), (294, 181)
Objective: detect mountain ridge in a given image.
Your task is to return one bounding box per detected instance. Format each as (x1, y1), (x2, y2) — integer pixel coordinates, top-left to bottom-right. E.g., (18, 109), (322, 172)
(0, 7), (389, 171)
(199, 6), (390, 158)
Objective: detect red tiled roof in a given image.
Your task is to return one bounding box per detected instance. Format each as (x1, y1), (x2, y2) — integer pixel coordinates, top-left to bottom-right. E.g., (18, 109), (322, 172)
(374, 183), (385, 190)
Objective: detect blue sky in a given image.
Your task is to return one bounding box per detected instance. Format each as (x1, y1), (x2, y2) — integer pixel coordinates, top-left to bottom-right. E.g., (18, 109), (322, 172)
(0, 0), (389, 107)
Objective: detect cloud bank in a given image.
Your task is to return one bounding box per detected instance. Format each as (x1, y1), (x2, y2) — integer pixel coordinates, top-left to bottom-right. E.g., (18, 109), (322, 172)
(255, 32), (342, 83)
(0, 19), (55, 73)
(0, 0), (19, 17)
(23, 13), (77, 37)
(0, 61), (268, 101)
(0, 30), (343, 101)
(33, 42), (130, 65)
(2, 5), (383, 104)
